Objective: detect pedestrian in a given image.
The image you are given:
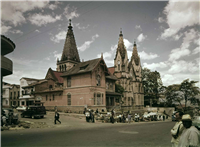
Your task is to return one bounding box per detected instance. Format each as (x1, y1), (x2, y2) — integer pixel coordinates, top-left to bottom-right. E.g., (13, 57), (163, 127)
(171, 111), (184, 147)
(111, 110), (115, 124)
(178, 114), (200, 147)
(163, 115), (165, 121)
(54, 111), (61, 124)
(122, 113), (126, 123)
(2, 115), (7, 126)
(96, 108), (99, 114)
(128, 113), (131, 123)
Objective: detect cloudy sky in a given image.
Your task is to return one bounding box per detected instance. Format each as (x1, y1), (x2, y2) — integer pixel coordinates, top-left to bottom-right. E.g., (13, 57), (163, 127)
(1, 0), (199, 87)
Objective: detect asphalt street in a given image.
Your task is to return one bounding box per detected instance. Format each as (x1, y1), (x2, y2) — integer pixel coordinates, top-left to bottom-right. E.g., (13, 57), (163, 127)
(1, 114), (175, 147)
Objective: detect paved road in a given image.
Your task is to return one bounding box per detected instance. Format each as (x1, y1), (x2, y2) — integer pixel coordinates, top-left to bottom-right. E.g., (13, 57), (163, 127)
(2, 115), (175, 147)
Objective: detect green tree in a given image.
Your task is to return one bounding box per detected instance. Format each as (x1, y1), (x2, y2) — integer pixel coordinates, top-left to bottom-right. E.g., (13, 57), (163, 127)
(142, 68), (163, 106)
(165, 79), (200, 112)
(115, 83), (124, 95)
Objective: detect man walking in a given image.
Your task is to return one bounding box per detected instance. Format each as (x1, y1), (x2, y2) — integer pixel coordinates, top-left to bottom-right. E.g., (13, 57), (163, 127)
(178, 114), (200, 147)
(171, 111), (184, 147)
(54, 111), (61, 124)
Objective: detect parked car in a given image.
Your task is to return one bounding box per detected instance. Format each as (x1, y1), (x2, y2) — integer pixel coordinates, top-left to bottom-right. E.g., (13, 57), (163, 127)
(192, 116), (200, 130)
(2, 108), (19, 125)
(16, 106), (27, 111)
(21, 105), (46, 119)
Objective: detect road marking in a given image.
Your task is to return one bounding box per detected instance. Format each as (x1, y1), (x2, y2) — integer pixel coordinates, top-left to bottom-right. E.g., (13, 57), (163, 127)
(119, 131), (139, 134)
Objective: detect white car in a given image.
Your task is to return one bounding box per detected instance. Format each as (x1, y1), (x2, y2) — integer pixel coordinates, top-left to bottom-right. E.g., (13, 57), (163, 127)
(16, 106), (27, 111)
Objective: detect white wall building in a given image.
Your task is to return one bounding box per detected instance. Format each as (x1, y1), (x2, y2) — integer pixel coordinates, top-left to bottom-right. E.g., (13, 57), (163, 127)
(19, 77), (41, 106)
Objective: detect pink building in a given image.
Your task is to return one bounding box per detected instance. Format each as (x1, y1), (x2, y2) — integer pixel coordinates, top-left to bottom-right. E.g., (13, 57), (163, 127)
(28, 19), (144, 113)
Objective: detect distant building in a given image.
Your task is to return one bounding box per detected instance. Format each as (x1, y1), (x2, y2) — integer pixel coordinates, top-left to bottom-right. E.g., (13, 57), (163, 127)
(19, 77), (42, 106)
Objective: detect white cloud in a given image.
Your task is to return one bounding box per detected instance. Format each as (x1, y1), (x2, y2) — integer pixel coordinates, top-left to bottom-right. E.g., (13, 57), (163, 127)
(63, 5), (79, 20)
(78, 34), (99, 52)
(158, 17), (165, 23)
(10, 29), (23, 34)
(135, 25), (142, 31)
(50, 30), (67, 43)
(169, 48), (190, 61)
(35, 29), (40, 33)
(173, 33), (183, 41)
(74, 23), (90, 30)
(160, 1), (199, 39)
(143, 62), (168, 71)
(168, 29), (199, 61)
(1, 24), (12, 35)
(1, 1), (49, 26)
(192, 47), (200, 55)
(139, 51), (159, 60)
(29, 13), (61, 26)
(53, 51), (62, 61)
(168, 60), (198, 74)
(123, 39), (133, 50)
(49, 1), (61, 10)
(137, 33), (147, 42)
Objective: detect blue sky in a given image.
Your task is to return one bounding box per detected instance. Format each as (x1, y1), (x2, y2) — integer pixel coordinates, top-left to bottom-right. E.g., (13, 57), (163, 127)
(1, 0), (200, 87)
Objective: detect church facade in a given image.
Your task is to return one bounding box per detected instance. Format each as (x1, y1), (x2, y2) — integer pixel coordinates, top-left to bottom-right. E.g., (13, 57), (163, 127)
(28, 20), (144, 112)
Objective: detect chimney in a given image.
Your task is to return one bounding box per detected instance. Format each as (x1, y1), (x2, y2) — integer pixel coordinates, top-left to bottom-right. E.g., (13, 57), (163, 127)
(101, 53), (103, 59)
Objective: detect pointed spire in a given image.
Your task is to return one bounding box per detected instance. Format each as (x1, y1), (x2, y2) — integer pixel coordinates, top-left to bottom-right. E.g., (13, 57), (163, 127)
(132, 41), (140, 65)
(115, 28), (126, 60)
(60, 19), (80, 63)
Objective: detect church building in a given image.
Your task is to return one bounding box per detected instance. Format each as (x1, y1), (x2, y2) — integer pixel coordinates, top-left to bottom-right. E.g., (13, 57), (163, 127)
(30, 20), (144, 112)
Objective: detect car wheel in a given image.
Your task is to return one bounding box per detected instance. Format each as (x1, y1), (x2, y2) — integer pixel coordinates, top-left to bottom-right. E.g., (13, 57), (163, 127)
(41, 116), (44, 118)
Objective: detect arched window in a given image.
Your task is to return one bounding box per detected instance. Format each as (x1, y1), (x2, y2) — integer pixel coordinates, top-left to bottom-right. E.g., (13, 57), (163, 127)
(67, 93), (71, 105)
(96, 75), (101, 86)
(118, 60), (120, 71)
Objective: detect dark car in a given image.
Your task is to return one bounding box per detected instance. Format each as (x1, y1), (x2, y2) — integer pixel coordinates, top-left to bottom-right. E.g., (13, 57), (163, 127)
(21, 106), (46, 119)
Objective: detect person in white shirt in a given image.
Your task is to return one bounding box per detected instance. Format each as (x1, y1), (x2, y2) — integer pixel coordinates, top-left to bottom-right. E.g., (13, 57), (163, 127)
(171, 111), (184, 147)
(178, 114), (200, 147)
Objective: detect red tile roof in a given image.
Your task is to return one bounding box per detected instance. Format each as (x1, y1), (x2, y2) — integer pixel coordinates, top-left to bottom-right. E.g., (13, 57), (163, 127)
(108, 67), (115, 75)
(53, 71), (64, 83)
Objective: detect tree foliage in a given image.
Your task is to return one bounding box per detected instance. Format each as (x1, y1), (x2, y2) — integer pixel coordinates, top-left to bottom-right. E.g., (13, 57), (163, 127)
(115, 83), (124, 95)
(165, 79), (200, 112)
(142, 68), (163, 106)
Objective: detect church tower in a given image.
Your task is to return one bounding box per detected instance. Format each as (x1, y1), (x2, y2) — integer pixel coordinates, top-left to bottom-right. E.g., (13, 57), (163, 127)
(129, 41), (144, 108)
(57, 19), (80, 72)
(114, 29), (129, 74)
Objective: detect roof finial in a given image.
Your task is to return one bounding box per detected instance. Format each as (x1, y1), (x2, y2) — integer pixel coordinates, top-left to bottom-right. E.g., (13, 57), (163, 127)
(69, 19), (71, 26)
(101, 52), (103, 59)
(134, 39), (136, 46)
(68, 19), (72, 29)
(119, 28), (123, 36)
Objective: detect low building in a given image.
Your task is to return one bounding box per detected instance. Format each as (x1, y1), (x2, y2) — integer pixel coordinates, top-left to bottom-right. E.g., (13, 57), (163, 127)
(19, 77), (42, 106)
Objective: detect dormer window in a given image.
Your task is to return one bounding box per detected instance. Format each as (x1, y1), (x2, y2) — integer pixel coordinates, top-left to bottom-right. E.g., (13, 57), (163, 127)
(80, 64), (89, 70)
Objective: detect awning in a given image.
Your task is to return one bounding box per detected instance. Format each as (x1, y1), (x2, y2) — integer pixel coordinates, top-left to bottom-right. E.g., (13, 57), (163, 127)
(106, 91), (121, 96)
